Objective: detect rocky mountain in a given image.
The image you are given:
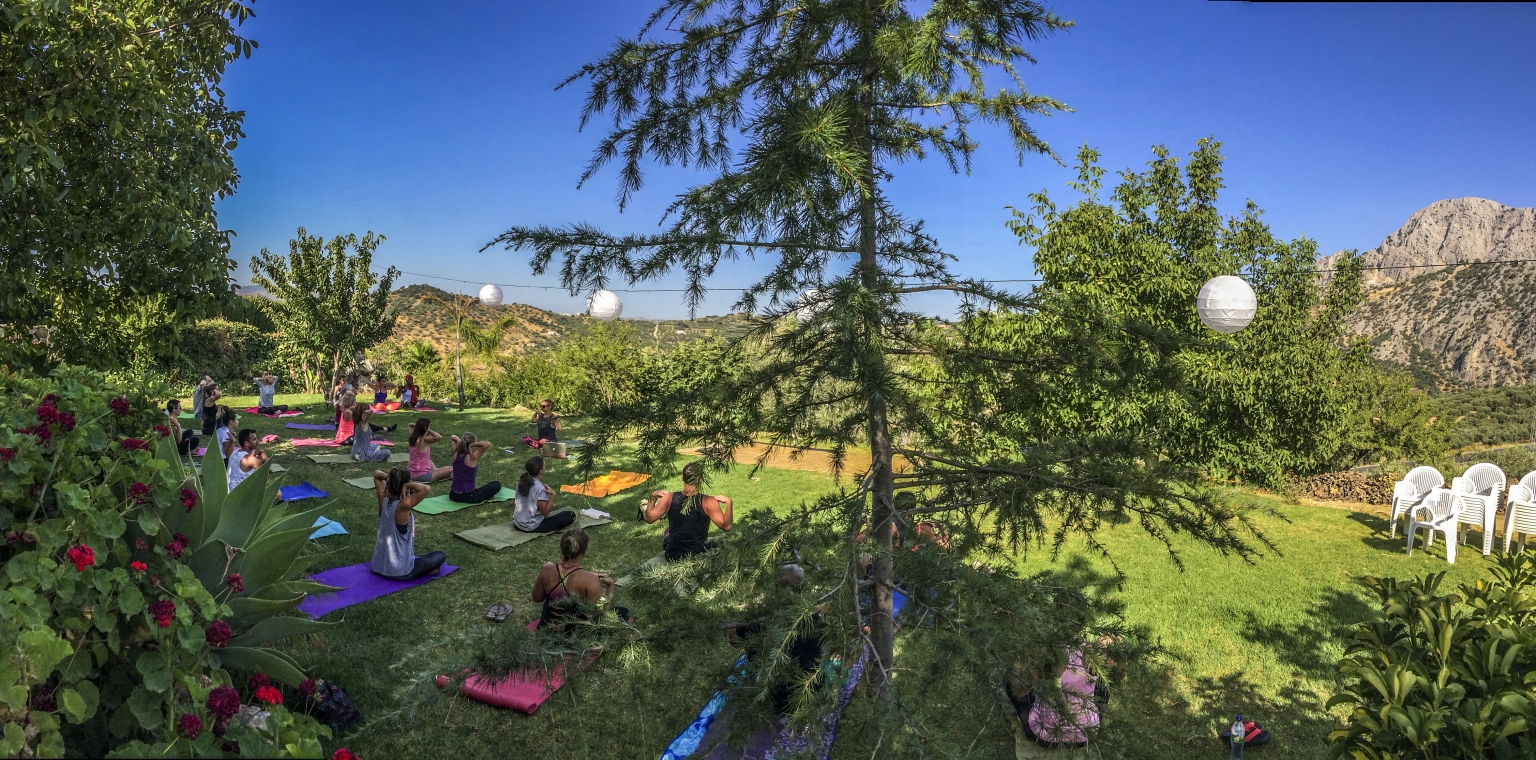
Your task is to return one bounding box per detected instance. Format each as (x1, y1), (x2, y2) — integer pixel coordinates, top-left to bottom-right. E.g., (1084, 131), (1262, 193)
(385, 284), (754, 358)
(1318, 198), (1536, 389)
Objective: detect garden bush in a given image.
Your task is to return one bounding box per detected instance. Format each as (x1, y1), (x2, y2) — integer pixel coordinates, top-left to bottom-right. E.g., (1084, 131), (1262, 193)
(1328, 553), (1536, 758)
(0, 366), (334, 758)
(160, 318), (275, 395)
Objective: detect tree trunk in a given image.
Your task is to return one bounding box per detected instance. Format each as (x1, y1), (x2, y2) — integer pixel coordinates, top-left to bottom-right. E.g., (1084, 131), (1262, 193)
(455, 310), (466, 409)
(855, 3), (897, 693)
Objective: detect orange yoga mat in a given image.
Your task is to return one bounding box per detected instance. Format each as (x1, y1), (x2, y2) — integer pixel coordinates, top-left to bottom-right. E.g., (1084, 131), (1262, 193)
(559, 470), (651, 498)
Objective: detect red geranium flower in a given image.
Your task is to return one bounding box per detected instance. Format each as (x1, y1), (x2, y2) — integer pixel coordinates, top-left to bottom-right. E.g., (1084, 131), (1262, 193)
(153, 424), (170, 439)
(332, 748), (358, 760)
(179, 712), (203, 739)
(254, 686), (283, 706)
(41, 393), (60, 407)
(0, 447), (14, 463)
(149, 573), (162, 586)
(248, 673), (270, 690)
(65, 545), (94, 571)
(130, 560), (147, 573)
(164, 540), (185, 559)
(298, 678), (317, 699)
(205, 686), (240, 720)
(135, 537), (148, 551)
(35, 404), (59, 425)
(173, 532), (188, 544)
(57, 412), (75, 432)
(148, 599), (176, 628)
(224, 573), (244, 593)
(120, 437), (150, 452)
(205, 620), (232, 649)
(128, 481), (149, 504)
(109, 397), (131, 417)
(179, 486), (198, 511)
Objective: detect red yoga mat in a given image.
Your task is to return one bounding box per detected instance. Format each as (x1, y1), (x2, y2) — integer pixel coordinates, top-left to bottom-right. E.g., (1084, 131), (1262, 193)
(435, 621), (571, 714)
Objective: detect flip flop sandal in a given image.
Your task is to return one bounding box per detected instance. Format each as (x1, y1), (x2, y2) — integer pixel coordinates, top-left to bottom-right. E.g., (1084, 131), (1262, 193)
(485, 604), (513, 623)
(1218, 720), (1271, 747)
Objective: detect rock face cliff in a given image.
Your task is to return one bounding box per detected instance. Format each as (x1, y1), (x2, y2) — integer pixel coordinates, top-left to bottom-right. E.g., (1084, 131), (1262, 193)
(1320, 198), (1536, 388)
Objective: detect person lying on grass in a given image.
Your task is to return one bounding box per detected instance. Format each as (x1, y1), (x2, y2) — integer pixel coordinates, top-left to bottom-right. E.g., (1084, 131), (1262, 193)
(406, 417), (453, 483)
(727, 563), (827, 715)
(350, 404), (393, 463)
(448, 432), (502, 504)
(226, 429), (268, 492)
(642, 461), (733, 561)
(531, 527), (627, 630)
(513, 455), (575, 534)
(252, 372), (297, 415)
(371, 468), (447, 582)
(165, 400), (200, 457)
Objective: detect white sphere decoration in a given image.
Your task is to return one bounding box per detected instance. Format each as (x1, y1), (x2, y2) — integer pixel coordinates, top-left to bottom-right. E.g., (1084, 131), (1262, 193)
(793, 288), (827, 324)
(586, 289), (623, 321)
(478, 283), (504, 308)
(1195, 275), (1258, 334)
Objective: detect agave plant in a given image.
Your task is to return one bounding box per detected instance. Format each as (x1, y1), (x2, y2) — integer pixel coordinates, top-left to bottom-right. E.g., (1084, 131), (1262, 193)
(155, 439), (336, 685)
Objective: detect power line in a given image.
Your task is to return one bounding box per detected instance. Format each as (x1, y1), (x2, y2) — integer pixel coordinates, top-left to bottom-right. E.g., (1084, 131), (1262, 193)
(395, 257), (1536, 294)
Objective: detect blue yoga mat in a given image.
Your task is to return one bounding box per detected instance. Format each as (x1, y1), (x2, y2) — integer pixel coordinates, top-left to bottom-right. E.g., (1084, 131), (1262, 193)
(279, 482), (329, 502)
(310, 516), (348, 539)
(286, 422), (337, 431)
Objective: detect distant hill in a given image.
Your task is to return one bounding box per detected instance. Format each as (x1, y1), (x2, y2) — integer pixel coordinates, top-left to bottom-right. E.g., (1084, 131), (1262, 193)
(385, 284), (756, 358)
(1316, 198), (1536, 389)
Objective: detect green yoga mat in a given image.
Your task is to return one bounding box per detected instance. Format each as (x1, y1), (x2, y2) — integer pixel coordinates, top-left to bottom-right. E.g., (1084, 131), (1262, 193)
(271, 463), (288, 473)
(307, 452), (409, 464)
(342, 476), (376, 489)
(454, 511), (613, 550)
(413, 486), (515, 515)
(178, 412), (197, 420)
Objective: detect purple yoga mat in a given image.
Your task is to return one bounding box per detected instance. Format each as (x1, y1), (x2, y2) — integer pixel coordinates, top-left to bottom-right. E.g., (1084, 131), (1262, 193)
(286, 422), (338, 431)
(296, 562), (459, 619)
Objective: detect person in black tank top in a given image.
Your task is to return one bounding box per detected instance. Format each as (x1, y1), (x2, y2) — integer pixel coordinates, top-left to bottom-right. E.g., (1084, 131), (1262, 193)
(642, 462), (734, 561)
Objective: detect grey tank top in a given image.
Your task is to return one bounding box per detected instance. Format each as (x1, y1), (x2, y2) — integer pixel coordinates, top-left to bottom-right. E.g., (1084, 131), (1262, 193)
(371, 497), (414, 576)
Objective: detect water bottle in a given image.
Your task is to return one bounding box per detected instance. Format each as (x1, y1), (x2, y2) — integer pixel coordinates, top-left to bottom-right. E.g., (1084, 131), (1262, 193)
(1229, 713), (1244, 758)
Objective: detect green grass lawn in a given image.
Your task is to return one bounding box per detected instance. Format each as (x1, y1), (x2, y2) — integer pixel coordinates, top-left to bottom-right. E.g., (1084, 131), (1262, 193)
(215, 393), (1500, 759)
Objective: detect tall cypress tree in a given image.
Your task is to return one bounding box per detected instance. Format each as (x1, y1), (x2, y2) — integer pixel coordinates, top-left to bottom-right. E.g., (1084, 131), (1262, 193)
(490, 0), (1077, 689)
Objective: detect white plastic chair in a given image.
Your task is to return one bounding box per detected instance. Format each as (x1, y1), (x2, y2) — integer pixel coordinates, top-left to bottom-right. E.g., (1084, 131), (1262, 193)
(1390, 466), (1444, 538)
(1407, 489), (1460, 564)
(1449, 463), (1505, 556)
(1503, 470), (1536, 553)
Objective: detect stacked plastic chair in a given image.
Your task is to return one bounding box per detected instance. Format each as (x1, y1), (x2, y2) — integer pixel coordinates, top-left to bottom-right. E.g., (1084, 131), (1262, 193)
(1503, 470), (1536, 553)
(1450, 463), (1506, 557)
(1407, 489), (1460, 563)
(1389, 466), (1444, 539)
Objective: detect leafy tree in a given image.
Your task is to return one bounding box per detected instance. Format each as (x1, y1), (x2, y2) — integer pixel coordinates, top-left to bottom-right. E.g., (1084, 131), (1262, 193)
(0, 1), (256, 366)
(249, 228), (399, 392)
(479, 0), (1234, 727)
(460, 316), (519, 366)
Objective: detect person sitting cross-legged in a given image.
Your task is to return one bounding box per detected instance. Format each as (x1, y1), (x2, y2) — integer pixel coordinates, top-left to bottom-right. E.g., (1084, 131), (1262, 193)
(165, 400), (200, 457)
(513, 455), (576, 534)
(349, 404), (393, 463)
(225, 429), (268, 492)
(531, 527), (627, 630)
(642, 461), (733, 561)
(370, 468), (447, 582)
(447, 432), (502, 503)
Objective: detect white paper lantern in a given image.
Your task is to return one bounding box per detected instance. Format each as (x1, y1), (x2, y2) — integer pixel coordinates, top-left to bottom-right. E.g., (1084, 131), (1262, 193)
(478, 283), (504, 308)
(586, 289), (623, 321)
(1195, 275), (1257, 334)
(792, 288), (827, 324)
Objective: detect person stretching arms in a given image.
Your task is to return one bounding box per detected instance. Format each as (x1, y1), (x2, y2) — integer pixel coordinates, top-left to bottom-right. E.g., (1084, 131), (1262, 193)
(166, 400), (200, 457)
(252, 373), (292, 415)
(447, 432), (501, 503)
(349, 404), (393, 463)
(643, 461), (733, 561)
(531, 528), (622, 630)
(370, 468), (446, 581)
(513, 456), (575, 533)
(226, 429), (268, 492)
(405, 418), (453, 483)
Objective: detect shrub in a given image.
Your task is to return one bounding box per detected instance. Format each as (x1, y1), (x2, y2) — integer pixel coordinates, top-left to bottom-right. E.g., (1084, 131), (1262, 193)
(1327, 554), (1536, 758)
(0, 366), (331, 757)
(161, 318), (276, 393)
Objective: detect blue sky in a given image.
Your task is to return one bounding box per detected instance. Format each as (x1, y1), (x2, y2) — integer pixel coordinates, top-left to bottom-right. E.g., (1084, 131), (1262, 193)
(217, 1), (1536, 319)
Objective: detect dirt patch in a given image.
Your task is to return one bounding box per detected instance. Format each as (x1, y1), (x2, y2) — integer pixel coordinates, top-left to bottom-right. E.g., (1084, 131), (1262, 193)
(677, 443), (912, 475)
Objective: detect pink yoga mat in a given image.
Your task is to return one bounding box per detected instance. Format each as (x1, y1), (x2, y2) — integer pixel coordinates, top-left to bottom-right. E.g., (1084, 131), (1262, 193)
(437, 620), (569, 714)
(297, 562), (458, 619)
(290, 438), (393, 447)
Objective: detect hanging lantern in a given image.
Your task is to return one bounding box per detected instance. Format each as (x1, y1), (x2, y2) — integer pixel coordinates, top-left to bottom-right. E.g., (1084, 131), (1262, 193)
(793, 288), (826, 324)
(1195, 275), (1257, 334)
(478, 283), (504, 308)
(586, 289), (623, 321)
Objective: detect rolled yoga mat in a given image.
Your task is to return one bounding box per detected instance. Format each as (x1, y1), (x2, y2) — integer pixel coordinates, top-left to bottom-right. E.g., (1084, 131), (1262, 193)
(296, 562), (459, 619)
(307, 452), (409, 464)
(454, 511), (612, 551)
(413, 486), (516, 515)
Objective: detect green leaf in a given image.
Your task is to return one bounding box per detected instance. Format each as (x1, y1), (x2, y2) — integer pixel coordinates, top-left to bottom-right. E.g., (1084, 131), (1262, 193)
(208, 464), (272, 549)
(228, 525), (316, 595)
(117, 584), (144, 615)
(135, 651), (172, 693)
(126, 685), (163, 731)
(214, 646), (307, 686)
(58, 688), (86, 723)
(226, 595), (306, 631)
(228, 615), (332, 648)
(17, 629), (73, 680)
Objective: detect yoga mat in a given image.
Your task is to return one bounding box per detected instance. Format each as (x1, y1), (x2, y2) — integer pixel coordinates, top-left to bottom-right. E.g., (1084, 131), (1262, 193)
(192, 447), (208, 457)
(287, 422), (337, 431)
(271, 463), (287, 473)
(261, 434), (279, 444)
(414, 486), (516, 515)
(558, 470), (651, 498)
(242, 407), (303, 418)
(178, 412), (197, 420)
(279, 482), (329, 502)
(438, 621), (584, 714)
(342, 476), (377, 489)
(310, 516), (348, 539)
(290, 438), (392, 448)
(296, 562), (459, 619)
(307, 452), (410, 464)
(454, 512), (612, 550)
